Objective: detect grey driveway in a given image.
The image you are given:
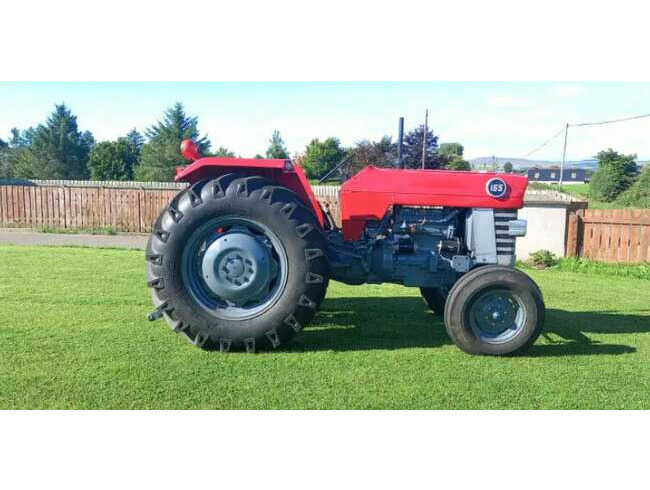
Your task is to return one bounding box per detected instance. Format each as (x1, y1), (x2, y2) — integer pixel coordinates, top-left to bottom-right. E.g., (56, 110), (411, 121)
(0, 228), (147, 249)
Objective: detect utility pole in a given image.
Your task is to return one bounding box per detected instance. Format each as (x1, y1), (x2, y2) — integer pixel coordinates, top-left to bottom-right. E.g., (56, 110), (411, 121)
(559, 123), (569, 189)
(421, 109), (428, 169)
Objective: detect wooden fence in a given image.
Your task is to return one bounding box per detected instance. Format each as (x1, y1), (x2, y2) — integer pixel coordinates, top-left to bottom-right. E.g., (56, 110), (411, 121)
(2, 182), (649, 263)
(0, 183), (341, 233)
(0, 178), (187, 189)
(566, 209), (650, 263)
(0, 185), (179, 233)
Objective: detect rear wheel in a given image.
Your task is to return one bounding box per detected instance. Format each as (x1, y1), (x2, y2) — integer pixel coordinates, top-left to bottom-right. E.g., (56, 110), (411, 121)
(419, 286), (449, 315)
(146, 174), (329, 352)
(443, 266), (545, 355)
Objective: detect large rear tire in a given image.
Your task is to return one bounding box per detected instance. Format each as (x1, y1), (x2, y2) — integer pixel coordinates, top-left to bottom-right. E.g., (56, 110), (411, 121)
(419, 286), (449, 315)
(443, 266), (545, 356)
(146, 174), (329, 352)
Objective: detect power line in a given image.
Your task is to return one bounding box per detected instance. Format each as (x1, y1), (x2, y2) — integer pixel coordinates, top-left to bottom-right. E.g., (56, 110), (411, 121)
(522, 127), (565, 157)
(520, 112), (650, 158)
(572, 113), (650, 127)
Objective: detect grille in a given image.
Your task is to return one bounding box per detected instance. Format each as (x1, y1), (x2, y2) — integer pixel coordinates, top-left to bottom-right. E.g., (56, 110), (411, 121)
(494, 210), (518, 256)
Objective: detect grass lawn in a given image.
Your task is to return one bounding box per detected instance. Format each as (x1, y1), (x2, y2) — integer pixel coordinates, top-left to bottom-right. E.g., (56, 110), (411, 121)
(1, 244), (648, 409)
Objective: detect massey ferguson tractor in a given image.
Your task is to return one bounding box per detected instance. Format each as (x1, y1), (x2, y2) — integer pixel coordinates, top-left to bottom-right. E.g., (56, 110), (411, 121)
(146, 138), (545, 356)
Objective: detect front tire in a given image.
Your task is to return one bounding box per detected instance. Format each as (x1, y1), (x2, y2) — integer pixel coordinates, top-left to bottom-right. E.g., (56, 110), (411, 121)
(146, 174), (329, 352)
(443, 266), (545, 355)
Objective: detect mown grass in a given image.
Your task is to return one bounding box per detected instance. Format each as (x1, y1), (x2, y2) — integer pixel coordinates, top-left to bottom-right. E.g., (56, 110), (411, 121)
(0, 244), (649, 409)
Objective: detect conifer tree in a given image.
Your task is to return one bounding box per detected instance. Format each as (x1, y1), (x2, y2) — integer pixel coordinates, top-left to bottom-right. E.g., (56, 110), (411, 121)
(265, 130), (289, 159)
(136, 103), (211, 181)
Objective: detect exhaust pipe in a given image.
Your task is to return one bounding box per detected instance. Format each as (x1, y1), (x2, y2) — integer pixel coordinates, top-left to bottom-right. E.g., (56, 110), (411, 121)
(397, 117), (404, 169)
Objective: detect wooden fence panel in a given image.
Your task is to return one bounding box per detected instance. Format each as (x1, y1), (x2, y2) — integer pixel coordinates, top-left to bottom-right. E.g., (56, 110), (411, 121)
(0, 186), (7, 224)
(568, 208), (650, 263)
(312, 185), (341, 226)
(0, 184), (345, 234)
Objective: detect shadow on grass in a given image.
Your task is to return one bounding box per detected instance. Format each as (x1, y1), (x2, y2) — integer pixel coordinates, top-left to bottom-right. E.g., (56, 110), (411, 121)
(287, 297), (646, 356)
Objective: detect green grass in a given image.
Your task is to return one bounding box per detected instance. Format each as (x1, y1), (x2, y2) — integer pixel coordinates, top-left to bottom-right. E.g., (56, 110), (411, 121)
(559, 183), (590, 198)
(519, 257), (650, 280)
(529, 182), (641, 209)
(561, 182), (620, 207)
(1, 224), (119, 235)
(36, 225), (118, 235)
(555, 258), (650, 280)
(1, 244), (649, 409)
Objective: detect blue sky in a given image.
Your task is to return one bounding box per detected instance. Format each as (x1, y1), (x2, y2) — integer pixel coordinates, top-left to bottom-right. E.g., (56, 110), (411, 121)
(1, 82), (649, 161)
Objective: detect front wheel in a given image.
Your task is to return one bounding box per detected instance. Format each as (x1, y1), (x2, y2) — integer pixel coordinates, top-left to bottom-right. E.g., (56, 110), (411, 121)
(443, 266), (545, 355)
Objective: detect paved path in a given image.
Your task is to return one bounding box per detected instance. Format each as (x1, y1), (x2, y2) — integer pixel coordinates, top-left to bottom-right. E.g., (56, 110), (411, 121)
(0, 228), (147, 249)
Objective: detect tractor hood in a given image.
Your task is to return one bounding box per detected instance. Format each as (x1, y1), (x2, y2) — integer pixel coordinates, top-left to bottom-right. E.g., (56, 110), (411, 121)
(339, 166), (528, 240)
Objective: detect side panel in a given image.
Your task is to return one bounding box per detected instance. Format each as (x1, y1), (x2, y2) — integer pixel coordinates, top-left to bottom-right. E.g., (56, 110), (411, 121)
(340, 166), (528, 240)
(465, 208), (497, 265)
(175, 157), (324, 227)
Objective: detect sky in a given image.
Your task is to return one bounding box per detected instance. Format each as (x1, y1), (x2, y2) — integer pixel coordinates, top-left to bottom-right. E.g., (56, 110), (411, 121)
(1, 82), (650, 162)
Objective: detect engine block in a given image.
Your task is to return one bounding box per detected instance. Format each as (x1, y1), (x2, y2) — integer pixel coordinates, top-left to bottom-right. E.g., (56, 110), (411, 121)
(327, 205), (525, 288)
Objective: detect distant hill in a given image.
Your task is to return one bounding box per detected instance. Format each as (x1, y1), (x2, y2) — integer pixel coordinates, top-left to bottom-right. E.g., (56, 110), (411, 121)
(469, 157), (648, 171)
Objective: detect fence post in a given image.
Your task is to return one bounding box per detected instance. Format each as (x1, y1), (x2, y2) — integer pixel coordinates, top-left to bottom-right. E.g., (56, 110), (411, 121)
(566, 212), (578, 257)
(565, 207), (585, 258)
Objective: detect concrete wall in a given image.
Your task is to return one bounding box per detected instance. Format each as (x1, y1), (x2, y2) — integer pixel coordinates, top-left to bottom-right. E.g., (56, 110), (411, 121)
(517, 204), (569, 259)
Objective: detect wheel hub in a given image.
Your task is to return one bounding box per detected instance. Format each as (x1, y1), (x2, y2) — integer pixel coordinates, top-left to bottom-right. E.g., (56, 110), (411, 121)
(201, 232), (275, 305)
(469, 289), (525, 343)
(221, 254), (250, 284)
(477, 296), (517, 333)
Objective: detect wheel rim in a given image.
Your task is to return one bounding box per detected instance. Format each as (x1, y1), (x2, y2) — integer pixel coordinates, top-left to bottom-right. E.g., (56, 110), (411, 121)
(181, 216), (289, 320)
(468, 288), (526, 344)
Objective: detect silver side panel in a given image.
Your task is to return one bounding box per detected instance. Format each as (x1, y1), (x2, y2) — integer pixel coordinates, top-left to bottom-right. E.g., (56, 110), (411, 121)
(465, 208), (497, 265)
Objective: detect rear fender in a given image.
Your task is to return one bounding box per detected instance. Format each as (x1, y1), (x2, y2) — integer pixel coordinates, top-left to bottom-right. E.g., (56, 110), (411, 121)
(175, 157), (325, 227)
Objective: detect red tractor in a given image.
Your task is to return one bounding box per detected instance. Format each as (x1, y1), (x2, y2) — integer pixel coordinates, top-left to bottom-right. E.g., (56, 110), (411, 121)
(146, 139), (544, 355)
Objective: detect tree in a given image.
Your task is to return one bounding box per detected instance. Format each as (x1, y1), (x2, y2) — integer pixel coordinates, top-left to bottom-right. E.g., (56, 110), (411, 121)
(88, 138), (139, 181)
(135, 103), (211, 181)
(439, 142), (464, 158)
(503, 161), (514, 173)
(617, 165), (650, 207)
(125, 129), (144, 153)
(347, 136), (397, 177)
(301, 137), (347, 179)
(445, 155), (472, 171)
(9, 127), (35, 147)
(0, 139), (11, 178)
(401, 125), (440, 169)
(266, 130), (289, 159)
(13, 104), (94, 179)
(437, 141), (470, 171)
(213, 147), (236, 157)
(254, 154), (264, 159)
(2, 128), (36, 178)
(590, 148), (638, 202)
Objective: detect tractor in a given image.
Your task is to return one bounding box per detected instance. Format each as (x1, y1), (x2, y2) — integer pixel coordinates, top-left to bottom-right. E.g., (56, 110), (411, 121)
(146, 138), (545, 356)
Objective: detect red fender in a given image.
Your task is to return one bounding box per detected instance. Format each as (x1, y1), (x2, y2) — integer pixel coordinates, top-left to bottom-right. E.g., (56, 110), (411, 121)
(175, 157), (325, 228)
